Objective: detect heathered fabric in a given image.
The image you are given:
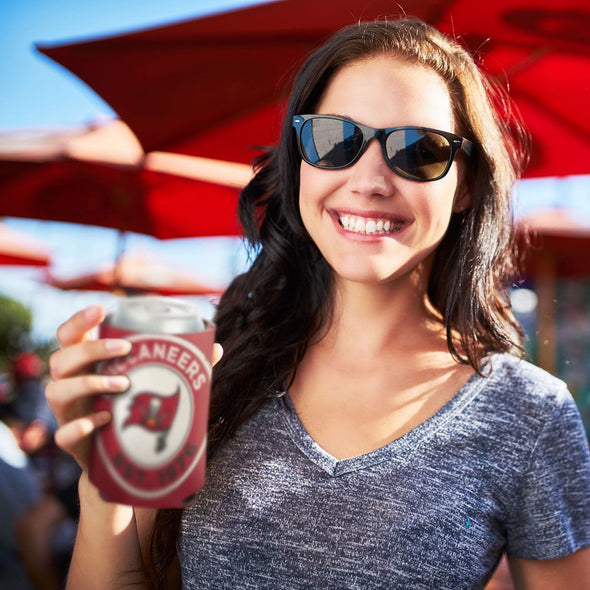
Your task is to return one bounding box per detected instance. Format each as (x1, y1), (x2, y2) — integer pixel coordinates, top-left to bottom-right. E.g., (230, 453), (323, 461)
(178, 354), (590, 589)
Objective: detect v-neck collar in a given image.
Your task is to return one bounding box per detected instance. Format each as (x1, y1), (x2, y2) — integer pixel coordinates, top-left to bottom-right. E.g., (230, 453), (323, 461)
(276, 366), (488, 477)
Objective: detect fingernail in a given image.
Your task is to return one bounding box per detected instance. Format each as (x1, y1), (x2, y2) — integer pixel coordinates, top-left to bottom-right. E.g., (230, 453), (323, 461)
(95, 410), (112, 426)
(105, 376), (130, 391)
(105, 339), (131, 354)
(84, 305), (102, 322)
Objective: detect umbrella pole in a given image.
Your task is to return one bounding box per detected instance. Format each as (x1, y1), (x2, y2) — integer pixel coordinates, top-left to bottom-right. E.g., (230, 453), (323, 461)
(113, 231), (128, 295)
(535, 250), (557, 374)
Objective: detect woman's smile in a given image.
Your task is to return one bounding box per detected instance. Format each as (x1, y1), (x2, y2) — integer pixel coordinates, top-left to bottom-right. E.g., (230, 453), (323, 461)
(328, 208), (411, 242)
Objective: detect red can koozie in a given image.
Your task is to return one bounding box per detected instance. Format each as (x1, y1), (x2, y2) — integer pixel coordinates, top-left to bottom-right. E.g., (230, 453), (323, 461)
(89, 296), (215, 507)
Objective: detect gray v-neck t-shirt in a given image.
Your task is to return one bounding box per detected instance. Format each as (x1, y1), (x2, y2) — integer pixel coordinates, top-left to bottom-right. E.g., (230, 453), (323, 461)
(178, 354), (590, 589)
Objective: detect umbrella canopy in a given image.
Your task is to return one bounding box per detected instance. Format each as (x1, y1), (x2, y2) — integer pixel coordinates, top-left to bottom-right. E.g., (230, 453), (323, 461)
(37, 0), (590, 178)
(0, 121), (251, 238)
(0, 222), (52, 266)
(43, 249), (224, 296)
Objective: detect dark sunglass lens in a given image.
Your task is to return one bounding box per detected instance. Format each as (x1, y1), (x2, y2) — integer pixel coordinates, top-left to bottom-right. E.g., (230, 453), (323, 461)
(386, 129), (451, 180)
(300, 118), (363, 168)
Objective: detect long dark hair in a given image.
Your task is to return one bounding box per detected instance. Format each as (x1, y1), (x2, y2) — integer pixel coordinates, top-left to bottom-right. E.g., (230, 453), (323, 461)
(149, 17), (528, 587)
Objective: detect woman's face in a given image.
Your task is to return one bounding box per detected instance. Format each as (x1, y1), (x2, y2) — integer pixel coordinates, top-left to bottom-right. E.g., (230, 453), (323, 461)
(298, 55), (470, 287)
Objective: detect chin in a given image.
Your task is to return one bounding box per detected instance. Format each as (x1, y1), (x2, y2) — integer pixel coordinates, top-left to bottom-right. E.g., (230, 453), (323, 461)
(330, 255), (428, 287)
(333, 265), (398, 285)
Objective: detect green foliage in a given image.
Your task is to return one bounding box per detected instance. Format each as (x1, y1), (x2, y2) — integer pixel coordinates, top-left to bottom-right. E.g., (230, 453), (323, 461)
(0, 294), (33, 371)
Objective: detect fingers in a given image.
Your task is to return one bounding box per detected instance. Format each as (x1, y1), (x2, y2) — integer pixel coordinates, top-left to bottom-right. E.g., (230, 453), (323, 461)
(45, 374), (130, 421)
(54, 411), (111, 450)
(56, 305), (105, 348)
(48, 306), (131, 472)
(53, 411), (111, 465)
(49, 338), (131, 381)
(47, 371), (129, 470)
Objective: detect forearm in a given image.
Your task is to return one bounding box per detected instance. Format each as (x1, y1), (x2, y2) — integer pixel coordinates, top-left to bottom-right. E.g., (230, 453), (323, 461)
(66, 473), (151, 590)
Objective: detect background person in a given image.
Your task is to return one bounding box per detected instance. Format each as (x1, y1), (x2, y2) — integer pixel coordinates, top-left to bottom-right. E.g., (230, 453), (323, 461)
(0, 353), (73, 590)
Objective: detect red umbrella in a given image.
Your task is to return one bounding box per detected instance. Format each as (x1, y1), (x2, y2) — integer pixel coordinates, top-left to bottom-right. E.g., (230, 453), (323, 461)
(36, 0), (590, 178)
(42, 249), (224, 296)
(0, 121), (251, 238)
(0, 221), (52, 267)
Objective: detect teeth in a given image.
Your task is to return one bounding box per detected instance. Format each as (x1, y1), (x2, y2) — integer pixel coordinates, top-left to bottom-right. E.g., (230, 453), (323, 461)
(338, 214), (402, 235)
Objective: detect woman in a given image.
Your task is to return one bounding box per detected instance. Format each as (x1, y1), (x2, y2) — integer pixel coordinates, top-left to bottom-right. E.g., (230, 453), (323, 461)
(47, 18), (590, 589)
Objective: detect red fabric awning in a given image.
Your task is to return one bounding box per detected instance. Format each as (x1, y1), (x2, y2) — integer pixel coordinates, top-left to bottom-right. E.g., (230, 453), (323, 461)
(37, 0), (590, 178)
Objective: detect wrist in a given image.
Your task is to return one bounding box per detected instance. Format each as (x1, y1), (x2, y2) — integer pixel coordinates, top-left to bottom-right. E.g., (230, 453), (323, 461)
(78, 472), (135, 532)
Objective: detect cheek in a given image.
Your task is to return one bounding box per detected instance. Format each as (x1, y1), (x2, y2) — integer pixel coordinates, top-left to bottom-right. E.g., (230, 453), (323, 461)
(298, 164), (339, 218)
(298, 166), (314, 228)
(414, 179), (460, 232)
(298, 164), (313, 202)
(299, 163), (325, 200)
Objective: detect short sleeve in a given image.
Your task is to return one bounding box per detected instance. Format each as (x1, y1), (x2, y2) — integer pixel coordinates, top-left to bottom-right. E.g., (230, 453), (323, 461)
(506, 389), (590, 559)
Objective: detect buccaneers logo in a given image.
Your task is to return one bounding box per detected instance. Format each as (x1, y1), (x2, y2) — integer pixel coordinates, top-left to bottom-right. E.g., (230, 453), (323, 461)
(124, 387), (180, 452)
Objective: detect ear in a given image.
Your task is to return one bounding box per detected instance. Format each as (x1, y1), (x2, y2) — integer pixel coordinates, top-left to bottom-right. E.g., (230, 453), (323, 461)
(452, 181), (472, 214)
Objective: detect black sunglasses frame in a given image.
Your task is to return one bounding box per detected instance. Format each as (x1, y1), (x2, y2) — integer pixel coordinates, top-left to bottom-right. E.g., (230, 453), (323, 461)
(292, 114), (474, 182)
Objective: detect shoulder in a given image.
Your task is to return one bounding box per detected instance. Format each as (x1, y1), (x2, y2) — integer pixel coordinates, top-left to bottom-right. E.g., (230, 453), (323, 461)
(481, 353), (573, 424)
(487, 357), (590, 560)
(485, 353), (567, 396)
(463, 353), (586, 469)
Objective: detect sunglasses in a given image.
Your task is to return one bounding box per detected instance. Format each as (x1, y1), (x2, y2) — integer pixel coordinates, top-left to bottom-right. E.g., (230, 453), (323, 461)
(292, 114), (474, 182)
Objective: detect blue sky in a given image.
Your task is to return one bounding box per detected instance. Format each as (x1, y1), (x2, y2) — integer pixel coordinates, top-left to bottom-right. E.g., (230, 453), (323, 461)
(0, 0), (268, 341)
(0, 0), (589, 343)
(0, 0), (271, 129)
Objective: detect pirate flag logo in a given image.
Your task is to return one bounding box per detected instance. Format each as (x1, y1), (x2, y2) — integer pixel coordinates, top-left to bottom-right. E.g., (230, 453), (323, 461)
(123, 387), (180, 452)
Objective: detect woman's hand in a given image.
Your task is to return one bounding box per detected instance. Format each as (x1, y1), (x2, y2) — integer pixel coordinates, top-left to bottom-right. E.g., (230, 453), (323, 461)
(45, 305), (131, 471)
(46, 305), (224, 473)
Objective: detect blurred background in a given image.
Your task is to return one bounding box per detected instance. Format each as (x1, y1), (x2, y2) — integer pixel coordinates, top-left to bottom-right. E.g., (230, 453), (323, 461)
(1, 1), (589, 588)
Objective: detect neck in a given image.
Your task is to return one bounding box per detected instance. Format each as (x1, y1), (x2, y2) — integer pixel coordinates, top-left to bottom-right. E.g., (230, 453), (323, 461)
(316, 272), (446, 356)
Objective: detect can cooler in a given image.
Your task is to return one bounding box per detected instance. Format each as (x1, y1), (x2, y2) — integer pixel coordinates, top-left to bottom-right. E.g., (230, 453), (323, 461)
(89, 296), (215, 507)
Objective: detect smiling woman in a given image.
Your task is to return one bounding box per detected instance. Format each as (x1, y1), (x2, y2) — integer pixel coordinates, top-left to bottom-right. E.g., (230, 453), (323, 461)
(45, 16), (590, 590)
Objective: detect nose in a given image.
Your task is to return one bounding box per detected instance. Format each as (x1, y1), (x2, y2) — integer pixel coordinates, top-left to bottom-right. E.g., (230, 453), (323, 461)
(346, 139), (395, 198)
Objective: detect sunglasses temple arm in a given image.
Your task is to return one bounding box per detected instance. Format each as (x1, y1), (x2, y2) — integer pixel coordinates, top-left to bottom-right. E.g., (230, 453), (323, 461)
(461, 138), (475, 158)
